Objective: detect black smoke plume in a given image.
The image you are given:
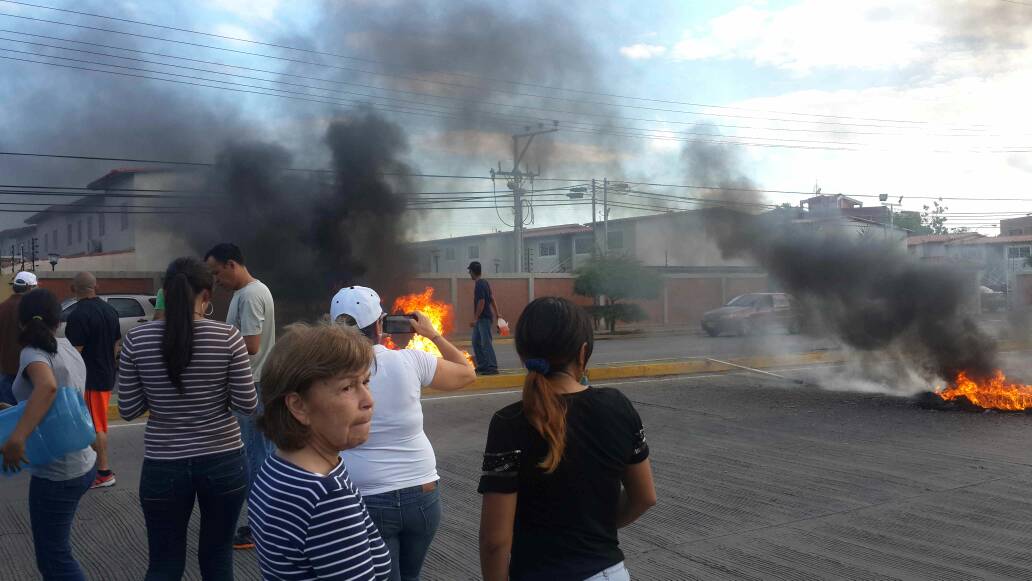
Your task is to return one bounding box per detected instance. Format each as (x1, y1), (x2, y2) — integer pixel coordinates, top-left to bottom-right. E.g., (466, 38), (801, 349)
(687, 137), (997, 381)
(204, 108), (414, 317)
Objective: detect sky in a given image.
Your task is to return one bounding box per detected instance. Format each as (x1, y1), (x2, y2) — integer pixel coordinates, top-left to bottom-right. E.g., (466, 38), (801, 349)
(2, 0), (1032, 241)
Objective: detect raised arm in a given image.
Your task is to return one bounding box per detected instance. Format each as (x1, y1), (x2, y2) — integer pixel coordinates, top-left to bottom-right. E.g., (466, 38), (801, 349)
(410, 312), (475, 391)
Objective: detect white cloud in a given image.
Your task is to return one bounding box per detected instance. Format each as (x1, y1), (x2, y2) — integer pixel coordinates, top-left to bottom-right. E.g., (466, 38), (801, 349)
(669, 1), (943, 73)
(208, 0), (282, 21)
(715, 64), (1032, 233)
(619, 43), (668, 60)
(212, 24), (254, 43)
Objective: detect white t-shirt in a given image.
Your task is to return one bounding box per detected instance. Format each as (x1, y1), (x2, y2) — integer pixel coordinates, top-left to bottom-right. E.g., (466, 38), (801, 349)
(227, 280), (275, 383)
(341, 345), (439, 496)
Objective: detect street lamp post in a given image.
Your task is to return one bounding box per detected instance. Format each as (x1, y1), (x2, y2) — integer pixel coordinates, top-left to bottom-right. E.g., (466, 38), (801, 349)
(879, 194), (903, 240)
(48, 253), (59, 272)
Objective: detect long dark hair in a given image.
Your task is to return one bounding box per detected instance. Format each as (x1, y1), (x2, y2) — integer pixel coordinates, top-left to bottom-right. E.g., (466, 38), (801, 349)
(162, 257), (214, 392)
(18, 288), (60, 354)
(515, 297), (594, 473)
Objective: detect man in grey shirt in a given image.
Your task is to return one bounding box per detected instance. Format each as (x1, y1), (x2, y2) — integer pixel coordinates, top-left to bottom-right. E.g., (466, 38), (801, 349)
(205, 242), (275, 551)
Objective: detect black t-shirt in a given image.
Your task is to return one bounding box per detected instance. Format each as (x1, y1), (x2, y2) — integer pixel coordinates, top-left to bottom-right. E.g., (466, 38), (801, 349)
(474, 278), (494, 320)
(65, 297), (121, 392)
(478, 387), (649, 581)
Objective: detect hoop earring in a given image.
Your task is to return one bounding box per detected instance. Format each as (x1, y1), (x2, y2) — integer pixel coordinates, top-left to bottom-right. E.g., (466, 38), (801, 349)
(204, 302), (214, 317)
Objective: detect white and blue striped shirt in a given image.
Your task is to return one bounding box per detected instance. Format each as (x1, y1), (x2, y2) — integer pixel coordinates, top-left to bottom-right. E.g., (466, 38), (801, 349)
(249, 454), (392, 580)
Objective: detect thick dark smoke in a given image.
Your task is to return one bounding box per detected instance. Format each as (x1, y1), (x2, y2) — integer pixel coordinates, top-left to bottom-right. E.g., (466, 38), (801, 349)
(687, 139), (997, 381)
(939, 0), (1032, 52)
(205, 109), (415, 317)
(4, 0), (625, 320)
(303, 0), (629, 174)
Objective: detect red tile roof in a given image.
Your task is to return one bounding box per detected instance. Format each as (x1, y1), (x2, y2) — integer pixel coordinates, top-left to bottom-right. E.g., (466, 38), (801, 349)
(906, 233), (984, 246)
(954, 234), (1032, 245)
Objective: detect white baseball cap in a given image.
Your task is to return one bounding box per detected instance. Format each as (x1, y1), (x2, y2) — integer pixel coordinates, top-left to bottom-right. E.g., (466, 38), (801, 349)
(330, 286), (384, 328)
(12, 271), (38, 287)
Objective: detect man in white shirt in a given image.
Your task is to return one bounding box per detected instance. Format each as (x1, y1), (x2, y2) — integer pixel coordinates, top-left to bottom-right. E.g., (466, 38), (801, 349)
(205, 243), (275, 551)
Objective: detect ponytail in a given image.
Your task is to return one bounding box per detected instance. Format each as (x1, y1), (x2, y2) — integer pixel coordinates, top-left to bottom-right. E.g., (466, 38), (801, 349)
(515, 297), (595, 474)
(522, 367), (568, 473)
(161, 257), (214, 393)
(18, 289), (60, 354)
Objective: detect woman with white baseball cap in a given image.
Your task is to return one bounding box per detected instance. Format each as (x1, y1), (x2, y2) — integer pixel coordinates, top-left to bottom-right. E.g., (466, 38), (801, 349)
(330, 286), (475, 581)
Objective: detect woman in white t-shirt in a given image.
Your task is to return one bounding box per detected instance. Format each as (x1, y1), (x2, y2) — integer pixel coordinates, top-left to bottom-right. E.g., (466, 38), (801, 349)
(332, 286), (476, 581)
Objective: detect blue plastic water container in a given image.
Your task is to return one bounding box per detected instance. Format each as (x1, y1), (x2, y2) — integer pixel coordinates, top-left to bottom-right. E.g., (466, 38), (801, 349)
(0, 387), (96, 473)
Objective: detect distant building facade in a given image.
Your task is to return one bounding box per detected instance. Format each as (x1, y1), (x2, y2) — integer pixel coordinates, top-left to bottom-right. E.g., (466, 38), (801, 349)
(21, 168), (203, 271)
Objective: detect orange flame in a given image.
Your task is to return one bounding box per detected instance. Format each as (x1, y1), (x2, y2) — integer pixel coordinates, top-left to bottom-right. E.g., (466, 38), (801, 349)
(386, 287), (473, 365)
(937, 370), (1032, 411)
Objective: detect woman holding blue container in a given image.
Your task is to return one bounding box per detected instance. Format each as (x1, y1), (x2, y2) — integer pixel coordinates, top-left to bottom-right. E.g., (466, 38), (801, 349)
(1, 288), (97, 580)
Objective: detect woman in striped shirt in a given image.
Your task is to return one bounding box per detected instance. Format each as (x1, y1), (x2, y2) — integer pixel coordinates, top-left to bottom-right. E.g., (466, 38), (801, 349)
(118, 256), (257, 580)
(249, 322), (391, 581)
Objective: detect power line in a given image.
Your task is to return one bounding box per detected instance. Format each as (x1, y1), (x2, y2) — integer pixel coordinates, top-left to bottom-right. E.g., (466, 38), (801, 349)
(7, 148), (1032, 202)
(3, 31), (1021, 141)
(9, 50), (1032, 155)
(0, 5), (1009, 133)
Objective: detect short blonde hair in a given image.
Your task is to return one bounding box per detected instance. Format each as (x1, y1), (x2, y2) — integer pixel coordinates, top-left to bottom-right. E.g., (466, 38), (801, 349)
(256, 322), (374, 451)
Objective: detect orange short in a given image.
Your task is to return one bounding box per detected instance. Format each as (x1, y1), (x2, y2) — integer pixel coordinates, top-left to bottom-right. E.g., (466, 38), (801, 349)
(84, 390), (110, 433)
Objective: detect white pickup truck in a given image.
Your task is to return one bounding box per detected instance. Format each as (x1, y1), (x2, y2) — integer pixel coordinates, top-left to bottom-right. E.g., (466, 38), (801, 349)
(57, 294), (157, 338)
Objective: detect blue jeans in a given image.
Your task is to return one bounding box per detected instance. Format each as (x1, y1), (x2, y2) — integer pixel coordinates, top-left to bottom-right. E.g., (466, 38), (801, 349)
(234, 392), (274, 493)
(363, 483), (442, 581)
(139, 448), (249, 581)
(29, 466), (97, 581)
(0, 373), (16, 405)
(472, 319), (497, 373)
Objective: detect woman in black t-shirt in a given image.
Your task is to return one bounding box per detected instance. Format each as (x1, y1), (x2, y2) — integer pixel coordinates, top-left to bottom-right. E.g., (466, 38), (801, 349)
(478, 297), (657, 581)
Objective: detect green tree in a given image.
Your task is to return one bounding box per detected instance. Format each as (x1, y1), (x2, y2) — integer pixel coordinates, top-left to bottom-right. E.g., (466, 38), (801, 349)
(921, 199), (950, 235)
(893, 210), (932, 235)
(574, 255), (660, 332)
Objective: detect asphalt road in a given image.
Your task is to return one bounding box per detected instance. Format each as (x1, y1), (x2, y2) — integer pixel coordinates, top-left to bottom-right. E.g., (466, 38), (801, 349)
(486, 331), (837, 371)
(470, 311), (1009, 371)
(2, 363), (1031, 580)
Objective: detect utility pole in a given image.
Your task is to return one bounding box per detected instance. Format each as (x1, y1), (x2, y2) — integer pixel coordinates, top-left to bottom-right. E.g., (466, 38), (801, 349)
(30, 237), (38, 272)
(602, 178), (609, 255)
(591, 179), (598, 255)
(490, 122), (558, 273)
(19, 243), (24, 273)
(879, 194), (902, 241)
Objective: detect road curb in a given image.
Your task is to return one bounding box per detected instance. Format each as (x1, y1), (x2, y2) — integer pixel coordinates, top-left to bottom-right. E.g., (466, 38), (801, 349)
(107, 340), (1032, 421)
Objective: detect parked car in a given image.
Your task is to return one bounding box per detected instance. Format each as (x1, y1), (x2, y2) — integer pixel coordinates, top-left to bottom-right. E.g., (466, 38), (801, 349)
(58, 294), (157, 338)
(701, 292), (799, 337)
(979, 286), (1007, 313)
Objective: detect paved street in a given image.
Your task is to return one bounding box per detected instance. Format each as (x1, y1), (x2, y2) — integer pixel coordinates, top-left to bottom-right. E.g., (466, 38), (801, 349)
(488, 331), (837, 371)
(3, 361), (1032, 580)
(478, 312), (1009, 371)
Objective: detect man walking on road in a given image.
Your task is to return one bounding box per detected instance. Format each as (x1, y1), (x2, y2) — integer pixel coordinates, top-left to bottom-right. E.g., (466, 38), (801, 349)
(205, 243), (275, 550)
(0, 271), (37, 405)
(65, 271), (121, 488)
(469, 261), (501, 375)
